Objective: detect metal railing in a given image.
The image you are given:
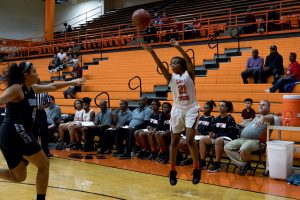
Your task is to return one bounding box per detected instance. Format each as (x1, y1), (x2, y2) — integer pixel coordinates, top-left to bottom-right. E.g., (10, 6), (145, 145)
(186, 49), (195, 66)
(157, 62), (169, 75)
(94, 91), (110, 108)
(128, 76), (142, 97)
(230, 27), (240, 52)
(208, 36), (219, 60)
(3, 1), (300, 59)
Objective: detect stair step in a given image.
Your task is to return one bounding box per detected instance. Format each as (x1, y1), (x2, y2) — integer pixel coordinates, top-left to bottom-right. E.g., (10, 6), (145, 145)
(154, 85), (169, 92)
(40, 81), (52, 85)
(203, 60), (217, 65)
(83, 61), (99, 65)
(142, 92), (168, 100)
(195, 66), (207, 76)
(205, 62), (219, 69)
(62, 71), (73, 76)
(51, 75), (65, 81)
(93, 57), (109, 62)
(83, 65), (89, 70)
(225, 51), (242, 57)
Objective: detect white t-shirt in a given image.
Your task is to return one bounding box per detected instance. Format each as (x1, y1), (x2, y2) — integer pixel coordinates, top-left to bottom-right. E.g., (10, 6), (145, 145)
(168, 71), (197, 108)
(57, 52), (66, 61)
(74, 109), (84, 121)
(82, 109), (94, 122)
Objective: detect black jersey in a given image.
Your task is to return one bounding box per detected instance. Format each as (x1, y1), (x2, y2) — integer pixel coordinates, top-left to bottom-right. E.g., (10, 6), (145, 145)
(2, 86), (37, 132)
(197, 115), (214, 135)
(211, 114), (238, 139)
(149, 111), (161, 128)
(157, 112), (171, 131)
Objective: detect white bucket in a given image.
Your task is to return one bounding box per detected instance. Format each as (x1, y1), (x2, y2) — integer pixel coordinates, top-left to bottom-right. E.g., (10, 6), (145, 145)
(267, 140), (294, 179)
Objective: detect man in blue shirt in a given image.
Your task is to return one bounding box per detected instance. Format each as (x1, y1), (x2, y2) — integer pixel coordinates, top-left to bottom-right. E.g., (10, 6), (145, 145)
(241, 49), (264, 84)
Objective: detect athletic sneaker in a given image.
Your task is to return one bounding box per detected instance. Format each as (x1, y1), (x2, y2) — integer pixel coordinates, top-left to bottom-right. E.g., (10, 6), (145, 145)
(118, 153), (131, 160)
(192, 169), (201, 184)
(137, 151), (146, 159)
(208, 162), (221, 173)
(112, 151), (123, 157)
(169, 170), (177, 186)
(148, 152), (157, 161)
(239, 163), (251, 176)
(56, 141), (65, 150)
(200, 159), (207, 169)
(161, 154), (169, 164)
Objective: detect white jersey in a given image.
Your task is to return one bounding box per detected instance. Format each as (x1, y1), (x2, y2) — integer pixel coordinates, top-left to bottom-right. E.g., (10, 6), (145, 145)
(74, 109), (84, 121)
(82, 109), (94, 122)
(168, 71), (197, 109)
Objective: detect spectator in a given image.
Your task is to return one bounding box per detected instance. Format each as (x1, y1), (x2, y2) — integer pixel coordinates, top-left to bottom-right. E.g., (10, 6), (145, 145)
(67, 47), (74, 58)
(66, 25), (72, 32)
(243, 9), (257, 34)
(135, 100), (161, 160)
(160, 12), (171, 25)
(155, 102), (172, 164)
(241, 49), (264, 84)
(57, 49), (67, 63)
(84, 100), (112, 153)
(267, 6), (280, 31)
(266, 52), (300, 93)
(171, 18), (184, 40)
(258, 45), (283, 83)
(57, 99), (84, 150)
(112, 100), (132, 156)
(179, 100), (216, 166)
(48, 54), (61, 73)
(118, 97), (152, 159)
(238, 98), (256, 128)
(192, 17), (201, 38)
(153, 12), (161, 26)
(256, 16), (266, 33)
(224, 100), (281, 175)
(144, 23), (157, 43)
(199, 100), (238, 173)
(70, 97), (95, 151)
(63, 61), (83, 99)
(46, 95), (61, 129)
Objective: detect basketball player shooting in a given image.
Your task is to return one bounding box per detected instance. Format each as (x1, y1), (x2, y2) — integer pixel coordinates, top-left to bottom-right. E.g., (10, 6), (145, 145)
(141, 39), (201, 186)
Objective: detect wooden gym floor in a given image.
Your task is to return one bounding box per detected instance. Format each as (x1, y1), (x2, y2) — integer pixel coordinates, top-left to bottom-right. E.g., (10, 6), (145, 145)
(0, 150), (298, 200)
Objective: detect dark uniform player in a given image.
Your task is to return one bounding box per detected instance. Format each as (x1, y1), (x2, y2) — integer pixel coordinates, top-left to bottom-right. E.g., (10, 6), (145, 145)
(0, 62), (84, 200)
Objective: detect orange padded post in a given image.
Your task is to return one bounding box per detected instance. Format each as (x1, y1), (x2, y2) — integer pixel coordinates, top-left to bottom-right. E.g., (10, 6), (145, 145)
(44, 0), (55, 41)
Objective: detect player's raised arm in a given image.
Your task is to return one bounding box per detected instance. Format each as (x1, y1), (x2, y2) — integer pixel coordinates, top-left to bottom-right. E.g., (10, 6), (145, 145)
(170, 39), (195, 81)
(32, 78), (86, 94)
(141, 43), (172, 83)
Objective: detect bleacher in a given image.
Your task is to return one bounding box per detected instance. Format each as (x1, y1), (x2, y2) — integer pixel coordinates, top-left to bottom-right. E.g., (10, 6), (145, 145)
(1, 0), (300, 160)
(6, 0), (300, 59)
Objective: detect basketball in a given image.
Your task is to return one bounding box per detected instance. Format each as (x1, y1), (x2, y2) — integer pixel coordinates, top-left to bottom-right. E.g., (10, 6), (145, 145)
(132, 9), (151, 29)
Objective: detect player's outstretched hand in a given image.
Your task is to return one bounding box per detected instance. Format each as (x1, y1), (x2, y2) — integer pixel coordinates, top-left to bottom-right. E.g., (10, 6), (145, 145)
(140, 43), (153, 53)
(170, 38), (179, 47)
(72, 78), (86, 86)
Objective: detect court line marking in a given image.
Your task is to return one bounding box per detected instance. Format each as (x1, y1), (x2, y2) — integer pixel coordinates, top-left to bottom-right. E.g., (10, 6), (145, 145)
(0, 180), (126, 200)
(55, 156), (296, 200)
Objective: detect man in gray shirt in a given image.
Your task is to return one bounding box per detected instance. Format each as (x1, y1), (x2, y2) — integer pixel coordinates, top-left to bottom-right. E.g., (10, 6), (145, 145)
(224, 100), (281, 175)
(118, 97), (152, 159)
(112, 100), (132, 155)
(46, 95), (61, 128)
(85, 100), (112, 153)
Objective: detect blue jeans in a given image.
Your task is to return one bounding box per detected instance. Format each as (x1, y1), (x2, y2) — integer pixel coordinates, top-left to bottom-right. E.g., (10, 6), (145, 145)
(269, 77), (296, 93)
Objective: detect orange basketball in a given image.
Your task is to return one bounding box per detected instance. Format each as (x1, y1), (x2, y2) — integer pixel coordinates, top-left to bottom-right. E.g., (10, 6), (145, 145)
(132, 9), (151, 29)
